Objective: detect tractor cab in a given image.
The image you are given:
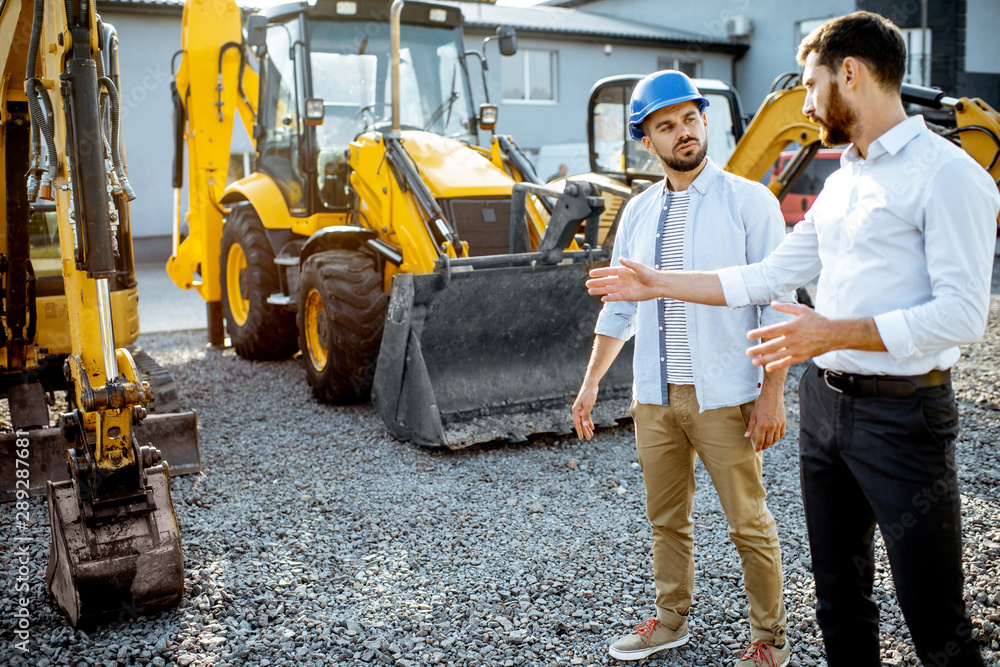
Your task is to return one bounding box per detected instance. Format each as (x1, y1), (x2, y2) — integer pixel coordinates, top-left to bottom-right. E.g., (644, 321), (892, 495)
(247, 1), (501, 215)
(587, 75), (746, 186)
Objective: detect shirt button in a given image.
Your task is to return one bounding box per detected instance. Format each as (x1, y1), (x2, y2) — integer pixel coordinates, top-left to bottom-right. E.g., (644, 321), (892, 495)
(655, 265), (660, 269)
(659, 326), (663, 331)
(660, 357), (665, 361)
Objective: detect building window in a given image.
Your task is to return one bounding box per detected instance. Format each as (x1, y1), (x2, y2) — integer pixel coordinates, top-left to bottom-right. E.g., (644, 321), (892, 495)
(502, 49), (557, 103)
(796, 18), (828, 46)
(656, 57), (700, 77)
(900, 27), (931, 86)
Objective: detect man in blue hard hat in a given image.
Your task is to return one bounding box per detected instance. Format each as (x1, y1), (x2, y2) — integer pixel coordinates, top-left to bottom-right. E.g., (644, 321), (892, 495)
(572, 70), (794, 665)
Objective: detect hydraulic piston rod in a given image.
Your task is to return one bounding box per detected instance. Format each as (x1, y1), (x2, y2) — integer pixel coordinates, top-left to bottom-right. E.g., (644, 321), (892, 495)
(95, 279), (119, 380)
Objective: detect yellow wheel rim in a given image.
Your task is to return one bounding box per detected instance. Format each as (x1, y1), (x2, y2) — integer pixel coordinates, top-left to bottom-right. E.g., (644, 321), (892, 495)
(304, 288), (328, 372)
(226, 243), (250, 326)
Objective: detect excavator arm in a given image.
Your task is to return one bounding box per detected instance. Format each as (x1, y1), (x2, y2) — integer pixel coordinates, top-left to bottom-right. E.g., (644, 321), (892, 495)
(1, 0), (187, 626)
(166, 0), (256, 309)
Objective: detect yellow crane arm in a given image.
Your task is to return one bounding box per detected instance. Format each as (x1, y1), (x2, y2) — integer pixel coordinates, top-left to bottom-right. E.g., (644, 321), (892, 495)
(723, 84), (821, 195)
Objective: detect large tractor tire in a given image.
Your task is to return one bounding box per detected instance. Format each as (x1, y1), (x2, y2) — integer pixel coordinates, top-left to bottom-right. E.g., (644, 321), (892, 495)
(297, 249), (387, 404)
(219, 204), (298, 360)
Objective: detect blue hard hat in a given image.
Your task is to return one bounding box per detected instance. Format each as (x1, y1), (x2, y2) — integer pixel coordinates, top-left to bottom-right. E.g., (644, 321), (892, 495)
(628, 70), (710, 141)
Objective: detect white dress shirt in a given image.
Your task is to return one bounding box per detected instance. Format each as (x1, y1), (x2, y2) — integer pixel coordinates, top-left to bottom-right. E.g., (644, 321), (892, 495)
(718, 115), (1000, 375)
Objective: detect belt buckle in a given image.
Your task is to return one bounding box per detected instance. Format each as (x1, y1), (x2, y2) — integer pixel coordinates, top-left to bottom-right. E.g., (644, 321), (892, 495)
(823, 369), (845, 394)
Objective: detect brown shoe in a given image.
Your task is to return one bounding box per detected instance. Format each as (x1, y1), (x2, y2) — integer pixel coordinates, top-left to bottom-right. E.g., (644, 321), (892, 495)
(736, 640), (791, 667)
(608, 617), (690, 661)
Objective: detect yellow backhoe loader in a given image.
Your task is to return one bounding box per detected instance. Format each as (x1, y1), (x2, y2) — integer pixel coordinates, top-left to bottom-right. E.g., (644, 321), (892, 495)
(582, 73), (1000, 242)
(169, 0), (631, 447)
(1, 0), (195, 626)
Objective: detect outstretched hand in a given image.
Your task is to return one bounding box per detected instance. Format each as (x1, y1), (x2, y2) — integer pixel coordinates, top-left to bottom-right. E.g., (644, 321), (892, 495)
(587, 258), (662, 302)
(747, 301), (831, 371)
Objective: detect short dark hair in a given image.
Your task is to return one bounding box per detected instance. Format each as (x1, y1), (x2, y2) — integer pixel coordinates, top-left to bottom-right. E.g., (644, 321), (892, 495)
(796, 11), (906, 91)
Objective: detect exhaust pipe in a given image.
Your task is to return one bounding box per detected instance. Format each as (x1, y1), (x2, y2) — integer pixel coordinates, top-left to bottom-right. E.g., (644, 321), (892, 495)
(390, 0), (403, 135)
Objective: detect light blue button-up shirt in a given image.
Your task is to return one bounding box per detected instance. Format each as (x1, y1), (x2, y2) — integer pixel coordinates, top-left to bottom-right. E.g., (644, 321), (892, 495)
(595, 157), (794, 410)
(718, 116), (1000, 376)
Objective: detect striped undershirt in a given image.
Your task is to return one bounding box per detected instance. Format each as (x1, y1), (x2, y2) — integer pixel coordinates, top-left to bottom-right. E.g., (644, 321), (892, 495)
(659, 190), (693, 384)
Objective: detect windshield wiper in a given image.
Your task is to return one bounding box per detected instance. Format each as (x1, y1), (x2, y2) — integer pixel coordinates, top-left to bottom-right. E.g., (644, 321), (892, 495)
(423, 65), (459, 132)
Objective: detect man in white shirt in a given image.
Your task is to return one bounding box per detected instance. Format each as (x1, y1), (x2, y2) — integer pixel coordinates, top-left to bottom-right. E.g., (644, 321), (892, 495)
(573, 70), (794, 666)
(587, 12), (998, 667)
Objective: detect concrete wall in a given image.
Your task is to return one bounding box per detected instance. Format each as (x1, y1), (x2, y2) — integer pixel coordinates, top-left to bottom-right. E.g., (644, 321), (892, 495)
(101, 9), (183, 258)
(551, 0), (856, 112)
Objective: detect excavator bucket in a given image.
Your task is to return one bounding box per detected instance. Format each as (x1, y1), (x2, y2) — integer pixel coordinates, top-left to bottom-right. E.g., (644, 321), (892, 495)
(46, 462), (184, 627)
(372, 262), (634, 448)
(0, 411), (200, 501)
(373, 181), (635, 448)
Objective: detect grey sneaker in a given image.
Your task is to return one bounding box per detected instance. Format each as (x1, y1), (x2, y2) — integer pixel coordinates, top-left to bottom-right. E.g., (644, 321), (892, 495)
(608, 617), (690, 661)
(735, 640), (791, 667)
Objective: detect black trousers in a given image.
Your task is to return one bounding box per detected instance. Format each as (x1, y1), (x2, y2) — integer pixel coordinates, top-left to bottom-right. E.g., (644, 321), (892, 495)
(798, 364), (984, 667)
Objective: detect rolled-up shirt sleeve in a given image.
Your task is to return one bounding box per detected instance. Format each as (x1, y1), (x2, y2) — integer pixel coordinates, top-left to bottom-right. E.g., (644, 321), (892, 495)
(874, 158), (999, 359)
(594, 201), (638, 341)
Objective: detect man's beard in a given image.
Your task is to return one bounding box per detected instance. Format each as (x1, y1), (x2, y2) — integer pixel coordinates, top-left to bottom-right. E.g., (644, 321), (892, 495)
(811, 81), (855, 146)
(656, 136), (707, 172)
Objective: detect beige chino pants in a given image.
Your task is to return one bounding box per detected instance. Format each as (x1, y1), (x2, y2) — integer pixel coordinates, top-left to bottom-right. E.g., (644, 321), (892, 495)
(631, 384), (787, 645)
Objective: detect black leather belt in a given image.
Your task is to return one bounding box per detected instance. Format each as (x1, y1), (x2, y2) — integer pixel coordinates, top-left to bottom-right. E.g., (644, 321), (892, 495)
(817, 366), (950, 398)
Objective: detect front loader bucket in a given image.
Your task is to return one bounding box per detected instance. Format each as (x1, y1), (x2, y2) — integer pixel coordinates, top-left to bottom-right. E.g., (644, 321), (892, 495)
(372, 264), (634, 448)
(46, 463), (184, 627)
(0, 411), (200, 502)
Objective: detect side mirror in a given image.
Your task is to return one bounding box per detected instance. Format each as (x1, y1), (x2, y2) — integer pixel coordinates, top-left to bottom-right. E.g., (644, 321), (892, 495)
(497, 27), (517, 56)
(247, 14), (268, 49)
(479, 103), (498, 131)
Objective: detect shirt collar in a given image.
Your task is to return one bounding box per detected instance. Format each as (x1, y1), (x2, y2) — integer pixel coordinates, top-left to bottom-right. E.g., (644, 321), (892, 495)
(659, 156), (720, 197)
(843, 114), (927, 164)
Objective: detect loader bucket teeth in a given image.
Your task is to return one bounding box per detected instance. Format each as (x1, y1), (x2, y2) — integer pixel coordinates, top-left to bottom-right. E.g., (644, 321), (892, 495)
(45, 464), (184, 627)
(372, 266), (635, 448)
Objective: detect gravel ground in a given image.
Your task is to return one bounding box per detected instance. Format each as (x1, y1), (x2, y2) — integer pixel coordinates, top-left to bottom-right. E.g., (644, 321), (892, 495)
(2, 261), (999, 667)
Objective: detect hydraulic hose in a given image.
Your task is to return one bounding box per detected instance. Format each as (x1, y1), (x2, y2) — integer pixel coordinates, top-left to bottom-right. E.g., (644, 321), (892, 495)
(97, 76), (136, 201)
(25, 79), (57, 201)
(94, 40), (115, 161)
(25, 2), (45, 202)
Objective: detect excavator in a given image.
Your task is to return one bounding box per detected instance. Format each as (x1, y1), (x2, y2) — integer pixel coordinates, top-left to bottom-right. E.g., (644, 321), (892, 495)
(1, 0), (196, 626)
(583, 72), (1000, 240)
(169, 0), (631, 447)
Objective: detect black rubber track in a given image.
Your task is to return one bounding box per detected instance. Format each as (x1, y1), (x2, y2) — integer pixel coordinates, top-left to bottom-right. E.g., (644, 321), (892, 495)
(297, 249), (387, 404)
(219, 204), (298, 360)
(128, 345), (181, 414)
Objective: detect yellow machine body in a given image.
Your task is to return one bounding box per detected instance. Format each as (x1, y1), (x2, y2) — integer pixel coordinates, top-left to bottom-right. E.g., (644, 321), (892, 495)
(169, 0), (611, 447)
